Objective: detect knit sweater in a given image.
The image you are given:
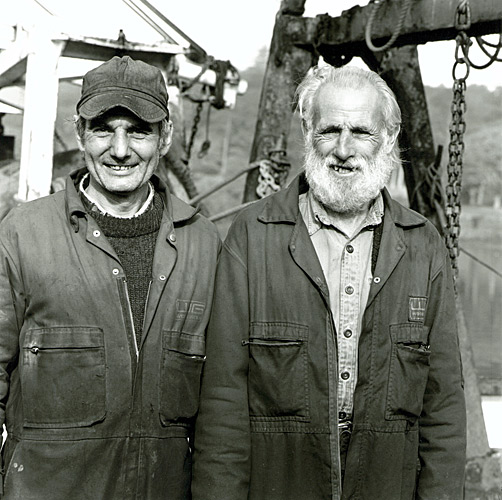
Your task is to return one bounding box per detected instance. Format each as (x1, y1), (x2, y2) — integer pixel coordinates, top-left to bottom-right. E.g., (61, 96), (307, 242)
(82, 192), (164, 346)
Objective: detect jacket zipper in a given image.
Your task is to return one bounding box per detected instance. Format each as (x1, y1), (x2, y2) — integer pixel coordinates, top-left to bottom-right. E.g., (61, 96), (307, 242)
(120, 277), (139, 360)
(241, 339), (303, 347)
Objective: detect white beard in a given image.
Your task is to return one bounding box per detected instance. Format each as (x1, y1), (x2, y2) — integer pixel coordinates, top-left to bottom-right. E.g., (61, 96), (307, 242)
(303, 141), (396, 214)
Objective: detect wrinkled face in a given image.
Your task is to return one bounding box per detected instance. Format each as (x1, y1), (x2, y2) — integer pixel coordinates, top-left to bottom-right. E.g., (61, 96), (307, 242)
(304, 83), (398, 213)
(77, 109), (172, 199)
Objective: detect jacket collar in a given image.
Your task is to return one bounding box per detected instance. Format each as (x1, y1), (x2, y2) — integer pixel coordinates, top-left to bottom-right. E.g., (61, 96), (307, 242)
(65, 167), (198, 227)
(257, 173), (427, 230)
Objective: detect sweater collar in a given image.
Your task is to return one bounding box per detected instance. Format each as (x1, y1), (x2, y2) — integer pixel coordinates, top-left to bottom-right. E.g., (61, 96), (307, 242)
(65, 168), (198, 227)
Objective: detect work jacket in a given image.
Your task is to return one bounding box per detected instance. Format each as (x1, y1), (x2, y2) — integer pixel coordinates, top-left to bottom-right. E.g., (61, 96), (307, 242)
(0, 169), (220, 499)
(193, 175), (466, 500)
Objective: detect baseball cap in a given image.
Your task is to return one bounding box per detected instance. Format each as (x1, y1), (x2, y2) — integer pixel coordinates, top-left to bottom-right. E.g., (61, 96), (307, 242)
(76, 56), (169, 123)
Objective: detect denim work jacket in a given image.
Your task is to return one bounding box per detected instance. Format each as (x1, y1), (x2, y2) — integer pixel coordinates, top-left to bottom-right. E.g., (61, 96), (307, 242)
(193, 175), (466, 500)
(0, 169), (220, 499)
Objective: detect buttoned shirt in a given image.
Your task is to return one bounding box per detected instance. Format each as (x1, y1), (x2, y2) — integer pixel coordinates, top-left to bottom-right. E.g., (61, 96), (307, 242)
(299, 190), (384, 418)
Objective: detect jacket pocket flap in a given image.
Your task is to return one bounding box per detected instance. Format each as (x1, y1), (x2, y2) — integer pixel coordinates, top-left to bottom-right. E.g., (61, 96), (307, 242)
(162, 331), (206, 356)
(23, 327), (104, 349)
(250, 322), (308, 341)
(390, 323), (429, 343)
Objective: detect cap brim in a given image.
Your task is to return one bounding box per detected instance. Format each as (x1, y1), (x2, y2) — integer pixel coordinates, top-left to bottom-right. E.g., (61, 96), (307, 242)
(78, 91), (167, 123)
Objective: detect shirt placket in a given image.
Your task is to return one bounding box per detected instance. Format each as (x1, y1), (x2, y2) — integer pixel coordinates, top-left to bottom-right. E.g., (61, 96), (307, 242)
(337, 238), (360, 417)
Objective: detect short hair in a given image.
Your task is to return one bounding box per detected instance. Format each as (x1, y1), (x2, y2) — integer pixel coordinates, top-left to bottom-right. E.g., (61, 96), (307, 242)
(296, 65), (401, 135)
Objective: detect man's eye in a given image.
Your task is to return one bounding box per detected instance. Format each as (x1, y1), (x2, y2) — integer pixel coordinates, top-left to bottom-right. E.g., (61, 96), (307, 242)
(128, 129), (150, 138)
(90, 127), (110, 136)
(353, 129), (370, 136)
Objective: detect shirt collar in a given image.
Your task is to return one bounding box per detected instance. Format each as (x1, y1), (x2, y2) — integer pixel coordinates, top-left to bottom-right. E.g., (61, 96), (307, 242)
(299, 189), (384, 237)
(79, 172), (154, 219)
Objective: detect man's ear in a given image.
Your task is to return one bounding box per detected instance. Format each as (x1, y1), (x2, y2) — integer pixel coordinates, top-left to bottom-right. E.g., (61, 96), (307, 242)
(159, 120), (173, 157)
(74, 116), (85, 153)
(383, 125), (400, 154)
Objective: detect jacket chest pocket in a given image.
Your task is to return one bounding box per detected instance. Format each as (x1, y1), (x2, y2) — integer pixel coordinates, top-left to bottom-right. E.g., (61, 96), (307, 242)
(159, 331), (205, 426)
(245, 322), (309, 421)
(21, 327), (106, 428)
(386, 323), (431, 422)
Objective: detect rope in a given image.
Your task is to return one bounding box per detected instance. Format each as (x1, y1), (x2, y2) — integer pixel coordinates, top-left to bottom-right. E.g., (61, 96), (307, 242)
(445, 0), (471, 283)
(459, 246), (502, 279)
(365, 0), (412, 53)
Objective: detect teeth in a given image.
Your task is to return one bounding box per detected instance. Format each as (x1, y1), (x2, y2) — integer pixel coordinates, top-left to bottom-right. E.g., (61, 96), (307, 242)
(108, 165), (133, 171)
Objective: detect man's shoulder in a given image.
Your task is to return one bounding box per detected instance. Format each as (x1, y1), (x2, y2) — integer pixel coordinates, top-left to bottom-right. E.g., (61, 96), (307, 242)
(1, 191), (65, 227)
(169, 194), (221, 242)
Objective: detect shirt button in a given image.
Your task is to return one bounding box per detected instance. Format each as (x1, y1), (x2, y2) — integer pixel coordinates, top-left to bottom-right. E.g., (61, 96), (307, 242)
(341, 371), (350, 380)
(346, 244), (354, 254)
(345, 285), (354, 295)
(112, 268), (120, 275)
(169, 233), (176, 243)
(339, 411), (347, 420)
(343, 329), (353, 338)
(93, 230), (100, 237)
(159, 275), (167, 281)
(373, 277), (381, 284)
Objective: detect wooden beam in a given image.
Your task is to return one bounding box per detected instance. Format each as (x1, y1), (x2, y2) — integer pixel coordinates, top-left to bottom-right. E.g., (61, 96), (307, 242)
(285, 0), (502, 60)
(17, 37), (65, 201)
(243, 0), (316, 202)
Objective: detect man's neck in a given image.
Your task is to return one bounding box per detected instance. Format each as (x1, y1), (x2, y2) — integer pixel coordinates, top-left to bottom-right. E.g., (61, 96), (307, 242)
(326, 205), (371, 238)
(85, 181), (151, 218)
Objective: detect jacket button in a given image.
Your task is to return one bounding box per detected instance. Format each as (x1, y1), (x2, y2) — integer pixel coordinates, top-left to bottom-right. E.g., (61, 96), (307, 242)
(169, 233), (176, 243)
(373, 277), (381, 284)
(159, 275), (166, 281)
(112, 268), (120, 275)
(341, 371), (350, 380)
(93, 230), (100, 237)
(345, 285), (354, 295)
(343, 329), (353, 338)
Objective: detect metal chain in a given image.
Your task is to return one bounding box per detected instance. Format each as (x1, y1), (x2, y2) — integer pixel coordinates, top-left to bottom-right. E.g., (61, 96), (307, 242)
(186, 101), (204, 163)
(256, 150), (291, 199)
(445, 1), (471, 283)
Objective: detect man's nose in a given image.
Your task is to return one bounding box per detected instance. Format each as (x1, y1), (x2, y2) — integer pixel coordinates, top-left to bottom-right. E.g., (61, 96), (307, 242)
(334, 130), (355, 162)
(110, 130), (131, 159)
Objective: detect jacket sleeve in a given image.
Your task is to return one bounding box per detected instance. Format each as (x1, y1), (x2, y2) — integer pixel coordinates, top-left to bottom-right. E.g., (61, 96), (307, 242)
(417, 246), (466, 499)
(192, 219), (251, 500)
(0, 222), (24, 495)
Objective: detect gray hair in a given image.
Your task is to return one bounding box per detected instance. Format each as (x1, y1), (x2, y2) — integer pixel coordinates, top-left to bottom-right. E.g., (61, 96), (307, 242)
(296, 65), (401, 136)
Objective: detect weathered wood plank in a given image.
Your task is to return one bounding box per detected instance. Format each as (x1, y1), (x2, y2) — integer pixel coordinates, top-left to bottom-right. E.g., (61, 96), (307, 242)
(285, 0), (502, 59)
(243, 0), (315, 202)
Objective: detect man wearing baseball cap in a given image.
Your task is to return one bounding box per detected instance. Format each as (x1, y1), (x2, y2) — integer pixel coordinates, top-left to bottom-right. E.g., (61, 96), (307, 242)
(0, 55), (220, 499)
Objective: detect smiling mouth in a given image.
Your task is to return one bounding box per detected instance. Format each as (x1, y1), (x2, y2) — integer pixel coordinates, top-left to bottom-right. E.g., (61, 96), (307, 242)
(106, 165), (136, 171)
(329, 163), (357, 174)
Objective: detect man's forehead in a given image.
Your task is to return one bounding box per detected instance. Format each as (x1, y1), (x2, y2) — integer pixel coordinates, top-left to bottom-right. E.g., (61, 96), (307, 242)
(313, 83), (382, 127)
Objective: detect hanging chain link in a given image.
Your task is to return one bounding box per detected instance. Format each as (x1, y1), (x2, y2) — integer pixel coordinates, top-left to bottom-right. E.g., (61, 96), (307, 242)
(255, 149), (291, 199)
(445, 0), (471, 283)
(186, 101), (204, 163)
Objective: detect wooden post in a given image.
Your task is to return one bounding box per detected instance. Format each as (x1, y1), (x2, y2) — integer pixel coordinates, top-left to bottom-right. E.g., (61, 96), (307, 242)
(17, 31), (65, 201)
(242, 0), (315, 202)
(361, 46), (443, 231)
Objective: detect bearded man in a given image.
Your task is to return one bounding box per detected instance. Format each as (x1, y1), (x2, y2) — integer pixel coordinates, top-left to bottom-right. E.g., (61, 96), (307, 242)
(192, 65), (466, 500)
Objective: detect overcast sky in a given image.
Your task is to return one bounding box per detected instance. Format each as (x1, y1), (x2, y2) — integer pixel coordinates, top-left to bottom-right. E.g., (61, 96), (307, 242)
(2, 0), (501, 90)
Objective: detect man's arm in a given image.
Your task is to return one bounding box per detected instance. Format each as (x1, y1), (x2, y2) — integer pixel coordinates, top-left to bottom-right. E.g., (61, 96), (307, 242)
(192, 223), (251, 500)
(417, 247), (466, 499)
(0, 225), (24, 494)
